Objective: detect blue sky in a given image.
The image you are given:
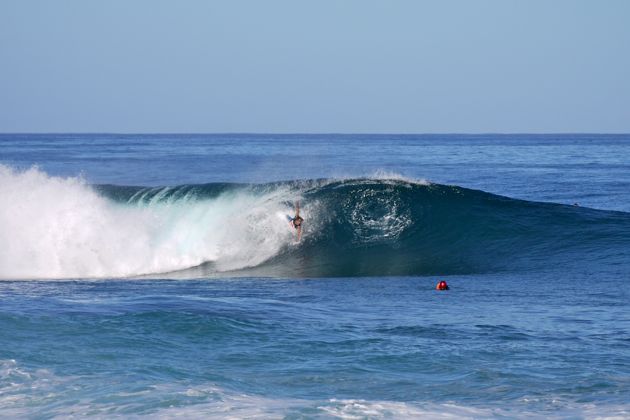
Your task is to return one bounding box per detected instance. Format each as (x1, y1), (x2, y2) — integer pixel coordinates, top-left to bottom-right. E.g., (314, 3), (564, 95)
(1, 0), (629, 133)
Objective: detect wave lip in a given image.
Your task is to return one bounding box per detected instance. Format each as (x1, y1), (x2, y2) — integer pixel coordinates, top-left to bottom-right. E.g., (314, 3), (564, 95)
(1, 165), (629, 280)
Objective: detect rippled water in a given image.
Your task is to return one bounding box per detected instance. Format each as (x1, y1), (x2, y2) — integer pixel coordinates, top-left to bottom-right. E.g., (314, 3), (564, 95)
(1, 275), (629, 418)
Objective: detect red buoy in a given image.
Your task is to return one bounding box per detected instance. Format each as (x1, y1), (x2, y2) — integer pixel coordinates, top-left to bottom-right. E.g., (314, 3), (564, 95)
(436, 280), (449, 291)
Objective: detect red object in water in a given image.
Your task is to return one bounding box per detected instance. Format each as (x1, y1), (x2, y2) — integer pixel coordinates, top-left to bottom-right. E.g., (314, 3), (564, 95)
(436, 281), (449, 291)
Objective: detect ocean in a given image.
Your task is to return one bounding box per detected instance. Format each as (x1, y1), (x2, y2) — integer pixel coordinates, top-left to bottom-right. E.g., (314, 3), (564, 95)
(1, 134), (629, 418)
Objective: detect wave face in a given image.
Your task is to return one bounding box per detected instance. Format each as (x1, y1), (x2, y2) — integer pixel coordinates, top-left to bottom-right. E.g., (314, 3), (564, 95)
(1, 166), (629, 279)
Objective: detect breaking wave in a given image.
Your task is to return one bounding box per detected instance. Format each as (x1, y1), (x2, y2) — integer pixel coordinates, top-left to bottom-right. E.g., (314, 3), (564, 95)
(1, 165), (629, 279)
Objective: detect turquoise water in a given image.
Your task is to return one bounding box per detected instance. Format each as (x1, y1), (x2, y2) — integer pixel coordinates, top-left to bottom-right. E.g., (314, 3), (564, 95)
(1, 134), (629, 418)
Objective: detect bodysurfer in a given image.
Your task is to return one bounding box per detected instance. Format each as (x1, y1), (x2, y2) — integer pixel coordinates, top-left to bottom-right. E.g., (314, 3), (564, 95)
(290, 201), (304, 241)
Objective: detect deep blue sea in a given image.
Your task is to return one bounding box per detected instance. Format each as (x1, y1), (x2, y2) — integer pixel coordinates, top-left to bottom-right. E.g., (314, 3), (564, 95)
(1, 134), (629, 418)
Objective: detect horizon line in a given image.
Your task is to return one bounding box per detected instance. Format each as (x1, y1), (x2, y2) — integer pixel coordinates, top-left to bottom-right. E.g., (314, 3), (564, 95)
(1, 132), (630, 136)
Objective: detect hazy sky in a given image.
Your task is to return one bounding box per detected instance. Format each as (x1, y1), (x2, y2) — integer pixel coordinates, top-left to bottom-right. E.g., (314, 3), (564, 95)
(1, 0), (629, 133)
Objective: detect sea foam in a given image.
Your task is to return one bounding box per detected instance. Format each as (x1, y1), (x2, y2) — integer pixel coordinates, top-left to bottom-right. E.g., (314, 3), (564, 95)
(0, 165), (297, 279)
(2, 361), (628, 420)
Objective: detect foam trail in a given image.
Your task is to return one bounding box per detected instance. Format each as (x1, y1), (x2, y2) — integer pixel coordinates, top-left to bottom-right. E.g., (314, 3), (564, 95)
(0, 166), (296, 279)
(2, 364), (627, 420)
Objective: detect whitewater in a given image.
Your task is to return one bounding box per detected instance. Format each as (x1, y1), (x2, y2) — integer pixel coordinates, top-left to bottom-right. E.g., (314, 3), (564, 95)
(1, 134), (629, 419)
(0, 165), (303, 279)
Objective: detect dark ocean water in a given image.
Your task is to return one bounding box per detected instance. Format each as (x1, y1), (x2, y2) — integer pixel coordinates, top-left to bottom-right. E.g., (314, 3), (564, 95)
(1, 134), (629, 418)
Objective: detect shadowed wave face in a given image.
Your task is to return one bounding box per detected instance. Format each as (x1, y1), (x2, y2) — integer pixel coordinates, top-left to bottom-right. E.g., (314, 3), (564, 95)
(251, 179), (629, 277)
(1, 165), (629, 279)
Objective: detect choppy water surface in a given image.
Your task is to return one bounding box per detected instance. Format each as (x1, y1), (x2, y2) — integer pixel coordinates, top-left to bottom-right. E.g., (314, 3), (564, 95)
(1, 134), (629, 418)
